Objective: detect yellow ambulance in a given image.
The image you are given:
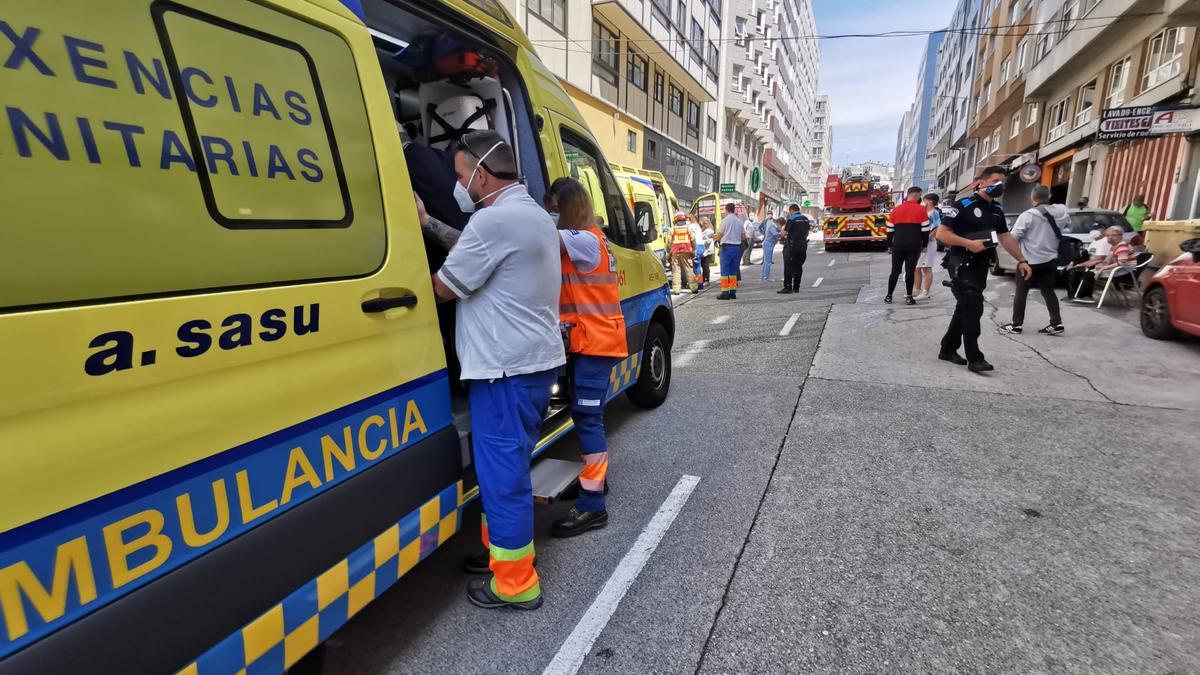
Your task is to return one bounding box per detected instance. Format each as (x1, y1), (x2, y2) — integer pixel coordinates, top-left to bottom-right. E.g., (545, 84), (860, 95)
(0, 0), (674, 671)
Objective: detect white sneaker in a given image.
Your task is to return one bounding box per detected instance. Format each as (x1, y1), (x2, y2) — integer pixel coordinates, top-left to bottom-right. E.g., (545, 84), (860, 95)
(914, 291), (930, 301)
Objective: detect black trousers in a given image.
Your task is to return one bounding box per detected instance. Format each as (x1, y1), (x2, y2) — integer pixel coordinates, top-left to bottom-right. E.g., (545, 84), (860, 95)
(783, 246), (807, 290)
(1012, 260), (1062, 326)
(940, 257), (989, 362)
(1067, 266), (1098, 298)
(887, 245), (921, 297)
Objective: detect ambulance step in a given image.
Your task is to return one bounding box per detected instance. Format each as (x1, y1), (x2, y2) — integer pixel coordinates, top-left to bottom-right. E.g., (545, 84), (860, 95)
(531, 458), (583, 503)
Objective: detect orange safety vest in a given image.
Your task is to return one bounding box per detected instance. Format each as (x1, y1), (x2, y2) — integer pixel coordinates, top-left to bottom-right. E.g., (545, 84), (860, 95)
(560, 227), (629, 358)
(669, 223), (693, 253)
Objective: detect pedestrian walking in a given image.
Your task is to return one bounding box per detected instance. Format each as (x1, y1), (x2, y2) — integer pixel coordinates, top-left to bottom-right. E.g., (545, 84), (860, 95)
(1122, 194), (1151, 232)
(741, 215), (757, 267)
(914, 193), (941, 300)
(934, 166), (1032, 373)
(762, 215), (782, 280)
(700, 217), (715, 286)
(689, 215), (707, 289)
(778, 203), (810, 294)
(1001, 185), (1066, 335)
(432, 130), (565, 610)
(668, 212), (698, 294)
(544, 177), (627, 538)
(886, 186), (930, 305)
(717, 203), (745, 300)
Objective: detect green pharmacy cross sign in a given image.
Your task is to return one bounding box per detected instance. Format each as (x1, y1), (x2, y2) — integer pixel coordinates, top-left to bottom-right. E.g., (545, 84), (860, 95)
(748, 167), (762, 192)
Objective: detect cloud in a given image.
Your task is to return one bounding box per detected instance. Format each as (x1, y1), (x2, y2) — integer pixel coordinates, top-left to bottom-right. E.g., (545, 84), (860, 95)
(814, 0), (959, 165)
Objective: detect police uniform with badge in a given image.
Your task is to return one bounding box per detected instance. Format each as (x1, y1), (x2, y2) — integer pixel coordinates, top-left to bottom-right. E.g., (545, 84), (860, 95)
(936, 171), (1031, 372)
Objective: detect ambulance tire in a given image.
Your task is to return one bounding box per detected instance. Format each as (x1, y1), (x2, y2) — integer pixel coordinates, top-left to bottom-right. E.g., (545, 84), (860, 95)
(627, 322), (671, 408)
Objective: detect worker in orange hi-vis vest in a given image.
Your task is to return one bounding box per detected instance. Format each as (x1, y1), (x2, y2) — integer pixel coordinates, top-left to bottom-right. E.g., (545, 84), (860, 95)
(545, 178), (629, 536)
(668, 212), (699, 294)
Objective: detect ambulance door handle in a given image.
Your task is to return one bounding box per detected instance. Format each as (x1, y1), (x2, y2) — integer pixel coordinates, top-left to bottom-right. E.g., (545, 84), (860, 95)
(361, 294), (418, 313)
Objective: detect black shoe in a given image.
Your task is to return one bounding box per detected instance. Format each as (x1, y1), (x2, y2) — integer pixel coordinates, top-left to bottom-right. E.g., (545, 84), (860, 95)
(466, 577), (543, 610)
(1039, 324), (1065, 335)
(884, 295), (893, 304)
(777, 288), (792, 294)
(1000, 323), (1023, 334)
(464, 551), (539, 574)
(551, 507), (608, 538)
(938, 351), (968, 365)
(905, 295), (916, 305)
(717, 293), (730, 300)
(968, 360), (994, 372)
(729, 292), (737, 299)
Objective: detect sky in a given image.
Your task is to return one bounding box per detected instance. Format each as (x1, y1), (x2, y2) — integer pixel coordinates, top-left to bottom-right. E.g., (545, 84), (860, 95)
(813, 0), (958, 168)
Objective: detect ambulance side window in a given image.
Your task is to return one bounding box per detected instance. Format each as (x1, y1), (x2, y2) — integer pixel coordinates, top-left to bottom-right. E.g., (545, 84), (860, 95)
(560, 129), (635, 248)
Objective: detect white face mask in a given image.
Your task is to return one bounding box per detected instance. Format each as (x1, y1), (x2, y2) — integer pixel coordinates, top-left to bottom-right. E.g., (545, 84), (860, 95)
(456, 141), (514, 214)
(453, 181), (476, 213)
(1092, 230), (1104, 240)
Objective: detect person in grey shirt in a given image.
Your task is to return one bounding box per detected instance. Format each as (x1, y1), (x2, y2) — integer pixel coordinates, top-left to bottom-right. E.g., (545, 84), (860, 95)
(1002, 185), (1066, 335)
(716, 203), (747, 300)
(431, 130), (564, 611)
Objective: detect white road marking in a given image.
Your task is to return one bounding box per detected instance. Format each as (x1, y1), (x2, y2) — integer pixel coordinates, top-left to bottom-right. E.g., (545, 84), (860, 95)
(812, 277), (824, 288)
(710, 314), (731, 324)
(673, 339), (710, 366)
(542, 475), (701, 675)
(827, 259), (836, 267)
(779, 313), (801, 336)
(815, 248), (825, 255)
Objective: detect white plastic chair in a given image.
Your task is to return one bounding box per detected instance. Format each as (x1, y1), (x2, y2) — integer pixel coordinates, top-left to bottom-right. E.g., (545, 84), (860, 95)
(1096, 253), (1154, 308)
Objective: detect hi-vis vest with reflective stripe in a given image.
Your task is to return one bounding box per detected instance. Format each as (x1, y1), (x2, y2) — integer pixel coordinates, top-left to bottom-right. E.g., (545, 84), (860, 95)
(669, 223), (693, 253)
(560, 226), (629, 358)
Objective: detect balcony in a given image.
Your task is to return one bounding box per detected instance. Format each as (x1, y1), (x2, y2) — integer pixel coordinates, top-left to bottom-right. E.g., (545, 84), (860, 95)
(593, 0), (714, 102)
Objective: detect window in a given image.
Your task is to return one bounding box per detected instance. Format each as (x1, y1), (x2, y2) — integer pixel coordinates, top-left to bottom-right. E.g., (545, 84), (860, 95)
(561, 128), (634, 245)
(653, 71), (664, 103)
(1143, 28), (1187, 90)
(1008, 0), (1020, 25)
(707, 116), (717, 141)
(686, 99), (700, 136)
(991, 128), (1001, 155)
(651, 0), (670, 23)
(1048, 97), (1069, 141)
(676, 0), (686, 27)
(1106, 57), (1131, 108)
(707, 41), (719, 77)
(627, 130), (638, 152)
(668, 85), (683, 115)
(1011, 111), (1021, 138)
(735, 17), (747, 47)
(731, 65), (744, 92)
(690, 20), (704, 65)
(1026, 101), (1039, 127)
(1035, 33), (1049, 61)
(592, 21), (619, 85)
(981, 134), (990, 157)
(627, 47), (647, 90)
(647, 138), (658, 159)
(1074, 78), (1096, 128)
(698, 164), (716, 192)
(1062, 1), (1079, 30)
(528, 0), (566, 33)
(664, 145), (694, 188)
(1000, 57), (1011, 84)
(1017, 38), (1029, 71)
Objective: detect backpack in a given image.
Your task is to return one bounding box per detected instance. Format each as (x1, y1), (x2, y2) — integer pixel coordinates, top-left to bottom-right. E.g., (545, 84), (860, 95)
(1036, 206), (1086, 266)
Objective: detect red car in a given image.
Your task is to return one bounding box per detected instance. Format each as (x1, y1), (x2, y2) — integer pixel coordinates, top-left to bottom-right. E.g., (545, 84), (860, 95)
(1142, 239), (1200, 340)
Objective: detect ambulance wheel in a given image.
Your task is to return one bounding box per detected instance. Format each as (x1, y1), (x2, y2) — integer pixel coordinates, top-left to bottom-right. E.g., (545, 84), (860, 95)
(627, 322), (671, 408)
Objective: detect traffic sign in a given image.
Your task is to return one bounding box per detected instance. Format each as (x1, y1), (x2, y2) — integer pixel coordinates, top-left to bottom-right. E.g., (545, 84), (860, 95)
(803, 200), (812, 207)
(748, 167), (762, 192)
(719, 183), (735, 193)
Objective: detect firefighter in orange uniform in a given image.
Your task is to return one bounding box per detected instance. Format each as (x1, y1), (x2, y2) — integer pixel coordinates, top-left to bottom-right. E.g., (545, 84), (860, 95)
(545, 177), (629, 536)
(668, 212), (699, 294)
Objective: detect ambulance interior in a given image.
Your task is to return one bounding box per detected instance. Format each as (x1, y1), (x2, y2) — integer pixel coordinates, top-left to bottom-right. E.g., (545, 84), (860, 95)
(363, 0), (582, 498)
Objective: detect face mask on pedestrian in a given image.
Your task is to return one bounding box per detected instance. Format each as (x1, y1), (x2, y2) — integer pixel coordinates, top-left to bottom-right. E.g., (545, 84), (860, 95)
(1091, 230), (1104, 240)
(980, 180), (1004, 200)
(455, 141), (514, 213)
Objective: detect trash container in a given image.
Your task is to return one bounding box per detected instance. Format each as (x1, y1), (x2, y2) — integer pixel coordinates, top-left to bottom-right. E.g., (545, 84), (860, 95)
(1143, 220), (1200, 266)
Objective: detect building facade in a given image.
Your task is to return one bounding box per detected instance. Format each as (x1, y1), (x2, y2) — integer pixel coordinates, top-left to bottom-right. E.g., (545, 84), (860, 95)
(807, 95), (834, 207)
(1024, 0), (1199, 215)
(895, 32), (946, 190)
(503, 0), (725, 204)
(720, 0), (823, 217)
(926, 0), (984, 196)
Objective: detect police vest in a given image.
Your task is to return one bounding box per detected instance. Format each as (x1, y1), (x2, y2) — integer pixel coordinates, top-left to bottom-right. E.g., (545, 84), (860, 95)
(560, 226), (629, 357)
(669, 223), (693, 253)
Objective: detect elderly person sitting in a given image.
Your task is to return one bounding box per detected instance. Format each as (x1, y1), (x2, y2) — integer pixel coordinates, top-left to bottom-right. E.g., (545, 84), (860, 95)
(1065, 226), (1136, 302)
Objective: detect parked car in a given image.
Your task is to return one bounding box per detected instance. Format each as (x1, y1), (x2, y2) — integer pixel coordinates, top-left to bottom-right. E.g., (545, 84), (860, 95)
(748, 219), (766, 248)
(993, 208), (1135, 276)
(1141, 238), (1200, 340)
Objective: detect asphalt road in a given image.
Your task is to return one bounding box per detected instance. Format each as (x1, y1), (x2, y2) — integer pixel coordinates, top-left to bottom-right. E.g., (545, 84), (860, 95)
(301, 242), (1200, 674)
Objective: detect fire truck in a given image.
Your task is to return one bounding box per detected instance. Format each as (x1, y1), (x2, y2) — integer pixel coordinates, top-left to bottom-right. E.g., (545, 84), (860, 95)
(822, 171), (894, 251)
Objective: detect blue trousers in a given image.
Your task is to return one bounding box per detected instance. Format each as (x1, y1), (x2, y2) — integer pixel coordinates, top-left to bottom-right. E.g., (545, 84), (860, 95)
(761, 238), (778, 279)
(571, 355), (620, 512)
(469, 369), (555, 599)
(693, 243), (706, 278)
(719, 243), (742, 292)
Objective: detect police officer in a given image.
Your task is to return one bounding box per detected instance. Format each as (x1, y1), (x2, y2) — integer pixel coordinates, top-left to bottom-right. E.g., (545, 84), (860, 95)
(934, 166), (1032, 372)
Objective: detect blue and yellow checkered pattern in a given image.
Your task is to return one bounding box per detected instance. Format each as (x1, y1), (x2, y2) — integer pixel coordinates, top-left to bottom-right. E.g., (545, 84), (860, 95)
(178, 481), (463, 675)
(606, 352), (642, 399)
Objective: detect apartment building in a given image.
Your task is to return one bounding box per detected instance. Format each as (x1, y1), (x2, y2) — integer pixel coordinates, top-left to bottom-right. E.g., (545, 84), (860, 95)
(926, 0), (984, 195)
(504, 0), (725, 204)
(895, 32), (946, 190)
(807, 95), (834, 207)
(721, 0), (822, 216)
(1024, 0), (1199, 216)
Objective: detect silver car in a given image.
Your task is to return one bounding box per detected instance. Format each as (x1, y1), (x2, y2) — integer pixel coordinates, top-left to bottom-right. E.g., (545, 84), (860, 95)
(993, 208), (1135, 276)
